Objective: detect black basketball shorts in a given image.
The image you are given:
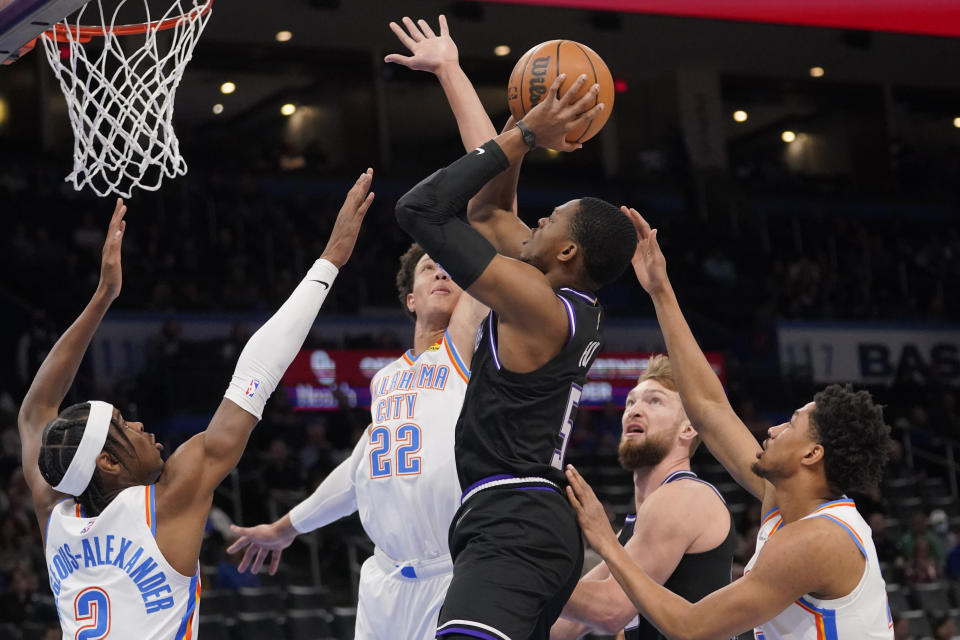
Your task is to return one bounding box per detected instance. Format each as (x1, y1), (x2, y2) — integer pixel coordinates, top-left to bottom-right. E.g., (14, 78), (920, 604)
(436, 482), (584, 640)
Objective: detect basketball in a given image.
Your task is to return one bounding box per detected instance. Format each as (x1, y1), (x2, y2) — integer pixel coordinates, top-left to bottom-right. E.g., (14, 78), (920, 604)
(507, 40), (615, 144)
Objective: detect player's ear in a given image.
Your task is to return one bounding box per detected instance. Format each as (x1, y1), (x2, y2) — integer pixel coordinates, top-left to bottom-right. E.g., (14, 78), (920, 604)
(95, 450), (124, 477)
(406, 292), (416, 315)
(801, 442), (825, 467)
(557, 241), (579, 264)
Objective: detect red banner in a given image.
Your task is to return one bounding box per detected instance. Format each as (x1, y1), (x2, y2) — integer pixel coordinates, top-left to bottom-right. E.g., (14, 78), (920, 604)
(481, 0), (960, 38)
(282, 349), (724, 411)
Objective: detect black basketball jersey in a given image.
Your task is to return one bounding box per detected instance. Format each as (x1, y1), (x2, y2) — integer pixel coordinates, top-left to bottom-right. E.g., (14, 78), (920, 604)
(618, 471), (737, 640)
(455, 287), (603, 491)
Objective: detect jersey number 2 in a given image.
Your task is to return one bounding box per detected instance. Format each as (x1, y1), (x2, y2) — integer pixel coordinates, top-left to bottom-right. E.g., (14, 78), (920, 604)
(550, 384), (582, 470)
(75, 586), (111, 640)
(369, 423), (422, 478)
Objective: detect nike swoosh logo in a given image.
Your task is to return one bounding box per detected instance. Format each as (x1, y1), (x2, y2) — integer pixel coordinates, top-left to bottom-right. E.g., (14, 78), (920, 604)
(474, 147), (485, 155)
(310, 280), (330, 290)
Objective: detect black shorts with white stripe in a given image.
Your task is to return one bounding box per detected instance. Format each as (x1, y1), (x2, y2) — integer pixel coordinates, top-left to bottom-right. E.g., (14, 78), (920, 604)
(436, 482), (583, 640)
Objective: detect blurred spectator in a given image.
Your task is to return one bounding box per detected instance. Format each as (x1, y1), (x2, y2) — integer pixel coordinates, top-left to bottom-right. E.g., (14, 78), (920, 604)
(932, 614), (957, 640)
(0, 561), (55, 625)
(259, 438), (303, 493)
(944, 525), (960, 581)
(904, 536), (940, 585)
(891, 611), (913, 640)
(867, 510), (903, 566)
(900, 510), (946, 565)
(702, 249), (737, 287)
(300, 418), (338, 485)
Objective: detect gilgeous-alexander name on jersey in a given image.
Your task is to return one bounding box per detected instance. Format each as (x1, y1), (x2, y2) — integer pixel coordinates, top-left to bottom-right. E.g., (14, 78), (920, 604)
(45, 484), (201, 640)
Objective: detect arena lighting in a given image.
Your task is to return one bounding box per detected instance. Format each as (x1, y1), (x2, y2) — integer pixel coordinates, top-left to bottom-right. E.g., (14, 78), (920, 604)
(219, 81), (236, 95)
(212, 103), (223, 115)
(733, 110), (748, 122)
(275, 30), (293, 42)
(809, 66), (825, 78)
(0, 96), (8, 126)
(781, 130), (797, 143)
(613, 78), (628, 93)
(281, 103), (297, 116)
(493, 44), (511, 56)
(954, 117), (960, 129)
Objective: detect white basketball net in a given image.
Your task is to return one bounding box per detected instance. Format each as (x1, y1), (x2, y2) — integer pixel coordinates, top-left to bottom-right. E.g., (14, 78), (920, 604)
(38, 0), (213, 198)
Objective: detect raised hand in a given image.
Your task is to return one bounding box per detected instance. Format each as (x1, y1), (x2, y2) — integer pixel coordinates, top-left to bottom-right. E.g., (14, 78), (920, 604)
(621, 206), (669, 295)
(520, 74), (604, 152)
(98, 198), (126, 302)
(320, 169), (375, 269)
(227, 521), (298, 576)
(384, 15), (458, 74)
(565, 465), (619, 557)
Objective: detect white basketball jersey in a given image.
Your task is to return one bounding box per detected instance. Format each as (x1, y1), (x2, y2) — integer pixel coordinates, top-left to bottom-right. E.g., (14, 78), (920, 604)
(354, 331), (469, 564)
(45, 485), (201, 640)
(744, 498), (893, 640)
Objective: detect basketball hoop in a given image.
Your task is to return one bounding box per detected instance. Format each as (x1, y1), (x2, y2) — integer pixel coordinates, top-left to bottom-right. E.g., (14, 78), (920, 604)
(38, 0), (213, 197)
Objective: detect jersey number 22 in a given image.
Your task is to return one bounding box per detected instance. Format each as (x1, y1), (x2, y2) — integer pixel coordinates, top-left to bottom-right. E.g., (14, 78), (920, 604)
(369, 423), (422, 478)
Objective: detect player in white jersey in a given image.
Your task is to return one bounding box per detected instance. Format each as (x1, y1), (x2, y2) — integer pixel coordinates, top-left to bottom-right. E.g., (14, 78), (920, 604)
(563, 210), (893, 639)
(19, 174), (375, 639)
(745, 499), (891, 639)
(224, 18), (500, 640)
(226, 246), (487, 640)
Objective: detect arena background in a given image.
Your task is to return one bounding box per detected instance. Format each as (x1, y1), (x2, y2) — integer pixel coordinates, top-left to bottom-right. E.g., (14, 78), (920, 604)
(1, 0), (959, 638)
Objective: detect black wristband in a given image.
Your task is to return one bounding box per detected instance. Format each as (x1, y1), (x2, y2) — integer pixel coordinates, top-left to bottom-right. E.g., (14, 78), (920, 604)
(515, 120), (537, 150)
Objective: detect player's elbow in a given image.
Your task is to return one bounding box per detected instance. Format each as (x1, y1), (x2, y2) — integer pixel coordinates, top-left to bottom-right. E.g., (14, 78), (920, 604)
(594, 602), (638, 635)
(394, 191), (418, 233)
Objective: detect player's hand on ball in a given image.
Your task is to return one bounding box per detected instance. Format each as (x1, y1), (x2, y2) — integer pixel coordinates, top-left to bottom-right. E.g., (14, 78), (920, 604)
(621, 206), (669, 295)
(565, 464), (619, 557)
(520, 73), (604, 152)
(227, 522), (298, 576)
(384, 15), (458, 74)
(97, 198), (126, 302)
(320, 168), (375, 269)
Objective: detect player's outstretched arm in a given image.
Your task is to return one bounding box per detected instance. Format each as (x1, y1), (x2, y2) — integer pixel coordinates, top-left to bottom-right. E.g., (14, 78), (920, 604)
(396, 75), (602, 357)
(624, 207), (768, 502)
(18, 198), (127, 528)
(565, 465), (827, 640)
(226, 431), (368, 575)
(385, 15), (528, 258)
(154, 171), (374, 573)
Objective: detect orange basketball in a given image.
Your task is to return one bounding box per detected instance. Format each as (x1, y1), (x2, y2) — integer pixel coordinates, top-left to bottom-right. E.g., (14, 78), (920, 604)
(507, 40), (614, 144)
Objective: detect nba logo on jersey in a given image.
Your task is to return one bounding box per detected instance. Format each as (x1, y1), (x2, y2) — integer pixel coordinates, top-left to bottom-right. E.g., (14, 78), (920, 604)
(79, 520), (95, 534)
(245, 379), (260, 398)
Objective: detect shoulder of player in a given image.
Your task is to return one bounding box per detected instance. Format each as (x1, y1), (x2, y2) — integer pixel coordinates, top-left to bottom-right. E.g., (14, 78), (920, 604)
(634, 480), (723, 537)
(757, 515), (860, 573)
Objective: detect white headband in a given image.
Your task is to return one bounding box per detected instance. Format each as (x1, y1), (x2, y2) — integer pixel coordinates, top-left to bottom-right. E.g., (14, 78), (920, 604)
(53, 400), (114, 496)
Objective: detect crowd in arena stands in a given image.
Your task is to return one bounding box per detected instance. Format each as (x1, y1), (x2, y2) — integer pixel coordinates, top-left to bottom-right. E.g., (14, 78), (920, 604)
(1, 158), (958, 338)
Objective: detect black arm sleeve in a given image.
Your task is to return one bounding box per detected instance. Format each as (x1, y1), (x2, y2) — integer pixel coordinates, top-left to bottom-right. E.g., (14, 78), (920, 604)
(395, 139), (510, 290)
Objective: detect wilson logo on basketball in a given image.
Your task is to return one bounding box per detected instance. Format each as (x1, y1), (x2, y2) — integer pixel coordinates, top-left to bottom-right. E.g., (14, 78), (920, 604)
(528, 56), (551, 107)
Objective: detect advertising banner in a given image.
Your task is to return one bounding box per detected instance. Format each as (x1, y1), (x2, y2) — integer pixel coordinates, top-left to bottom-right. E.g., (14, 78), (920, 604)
(777, 322), (960, 385)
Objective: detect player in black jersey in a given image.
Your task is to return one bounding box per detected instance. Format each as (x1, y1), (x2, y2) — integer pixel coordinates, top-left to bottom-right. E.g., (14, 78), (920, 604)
(551, 355), (735, 640)
(394, 65), (638, 639)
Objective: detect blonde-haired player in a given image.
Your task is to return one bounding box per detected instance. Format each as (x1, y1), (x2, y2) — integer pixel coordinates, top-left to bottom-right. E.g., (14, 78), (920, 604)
(552, 355), (735, 640)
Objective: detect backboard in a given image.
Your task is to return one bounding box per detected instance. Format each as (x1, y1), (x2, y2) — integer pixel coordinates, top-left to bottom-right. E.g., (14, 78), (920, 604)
(0, 0), (91, 63)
